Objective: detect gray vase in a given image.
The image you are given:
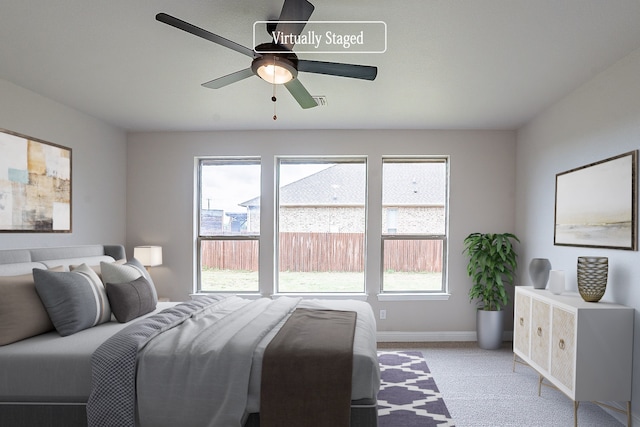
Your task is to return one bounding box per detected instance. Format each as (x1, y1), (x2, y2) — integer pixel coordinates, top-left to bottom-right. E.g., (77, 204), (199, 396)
(529, 258), (551, 289)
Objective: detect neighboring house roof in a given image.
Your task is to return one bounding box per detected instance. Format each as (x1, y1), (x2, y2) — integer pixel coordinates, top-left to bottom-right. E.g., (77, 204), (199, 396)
(240, 162), (446, 207)
(382, 162), (446, 205)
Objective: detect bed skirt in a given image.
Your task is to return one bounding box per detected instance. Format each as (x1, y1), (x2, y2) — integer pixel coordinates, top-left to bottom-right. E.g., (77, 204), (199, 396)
(0, 404), (88, 427)
(0, 402), (378, 427)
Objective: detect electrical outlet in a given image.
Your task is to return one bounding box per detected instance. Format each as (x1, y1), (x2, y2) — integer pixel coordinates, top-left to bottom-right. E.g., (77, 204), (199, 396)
(379, 309), (386, 320)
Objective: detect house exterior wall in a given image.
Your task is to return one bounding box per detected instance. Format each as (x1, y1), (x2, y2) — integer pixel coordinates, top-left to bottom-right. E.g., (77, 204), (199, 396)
(247, 206), (260, 232)
(382, 206), (445, 234)
(246, 206), (445, 233)
(279, 206), (365, 232)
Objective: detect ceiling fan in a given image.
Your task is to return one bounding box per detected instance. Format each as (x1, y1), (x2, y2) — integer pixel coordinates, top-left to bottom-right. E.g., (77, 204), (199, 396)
(156, 0), (378, 109)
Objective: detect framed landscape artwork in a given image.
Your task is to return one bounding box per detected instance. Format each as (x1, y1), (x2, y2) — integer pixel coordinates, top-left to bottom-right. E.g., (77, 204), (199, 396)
(554, 150), (637, 250)
(0, 129), (72, 232)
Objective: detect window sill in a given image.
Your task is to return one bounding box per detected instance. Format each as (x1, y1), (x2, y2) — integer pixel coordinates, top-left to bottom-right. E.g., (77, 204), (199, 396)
(191, 292), (369, 301)
(273, 293), (369, 301)
(377, 293), (451, 301)
(191, 292), (263, 300)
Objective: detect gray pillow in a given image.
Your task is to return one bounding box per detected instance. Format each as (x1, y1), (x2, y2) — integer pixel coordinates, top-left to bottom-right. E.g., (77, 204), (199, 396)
(100, 258), (158, 303)
(106, 276), (157, 323)
(33, 264), (112, 336)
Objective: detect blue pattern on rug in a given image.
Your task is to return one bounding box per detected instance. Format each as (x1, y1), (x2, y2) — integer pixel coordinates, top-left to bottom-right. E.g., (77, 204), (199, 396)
(378, 350), (455, 426)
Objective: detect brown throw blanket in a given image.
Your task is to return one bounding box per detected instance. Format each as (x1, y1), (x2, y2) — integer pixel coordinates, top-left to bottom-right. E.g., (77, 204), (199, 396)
(260, 308), (357, 427)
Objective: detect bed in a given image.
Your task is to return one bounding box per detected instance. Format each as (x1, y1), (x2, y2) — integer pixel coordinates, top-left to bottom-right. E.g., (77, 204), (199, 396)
(0, 245), (380, 427)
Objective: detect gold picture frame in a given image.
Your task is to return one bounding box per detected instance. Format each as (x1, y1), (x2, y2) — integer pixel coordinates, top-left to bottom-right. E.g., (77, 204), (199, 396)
(0, 129), (72, 232)
(554, 150), (637, 250)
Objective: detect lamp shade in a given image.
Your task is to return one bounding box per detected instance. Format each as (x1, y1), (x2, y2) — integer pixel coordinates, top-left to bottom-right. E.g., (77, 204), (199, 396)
(133, 246), (163, 267)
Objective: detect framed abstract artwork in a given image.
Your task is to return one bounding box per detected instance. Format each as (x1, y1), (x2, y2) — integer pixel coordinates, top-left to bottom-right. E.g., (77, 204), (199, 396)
(0, 129), (72, 232)
(554, 150), (637, 250)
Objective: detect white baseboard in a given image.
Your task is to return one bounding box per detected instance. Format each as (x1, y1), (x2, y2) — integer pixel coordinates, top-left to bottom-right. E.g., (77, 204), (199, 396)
(376, 331), (514, 342)
(377, 331), (476, 342)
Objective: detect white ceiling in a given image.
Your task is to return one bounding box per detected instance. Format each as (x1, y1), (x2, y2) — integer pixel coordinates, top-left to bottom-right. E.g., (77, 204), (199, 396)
(2, 0), (640, 132)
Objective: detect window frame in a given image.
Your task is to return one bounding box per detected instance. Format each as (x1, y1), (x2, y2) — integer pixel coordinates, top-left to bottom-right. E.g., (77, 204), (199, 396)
(379, 156), (449, 297)
(274, 156), (368, 295)
(193, 154), (450, 301)
(196, 156), (261, 294)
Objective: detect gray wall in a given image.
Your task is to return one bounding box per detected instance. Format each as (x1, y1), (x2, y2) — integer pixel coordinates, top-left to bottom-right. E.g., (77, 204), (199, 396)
(126, 129), (517, 335)
(516, 47), (640, 423)
(0, 79), (127, 249)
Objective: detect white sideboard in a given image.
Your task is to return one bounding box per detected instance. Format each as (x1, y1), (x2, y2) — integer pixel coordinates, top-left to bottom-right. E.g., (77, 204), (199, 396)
(513, 286), (634, 426)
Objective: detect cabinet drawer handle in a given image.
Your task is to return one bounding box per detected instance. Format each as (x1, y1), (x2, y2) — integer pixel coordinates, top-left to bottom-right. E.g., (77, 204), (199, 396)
(519, 317), (524, 326)
(559, 339), (565, 350)
(537, 327), (542, 337)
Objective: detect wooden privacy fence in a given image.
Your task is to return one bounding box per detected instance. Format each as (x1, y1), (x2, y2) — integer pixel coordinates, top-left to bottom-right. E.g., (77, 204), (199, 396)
(280, 232), (365, 272)
(201, 232), (443, 273)
(383, 239), (443, 273)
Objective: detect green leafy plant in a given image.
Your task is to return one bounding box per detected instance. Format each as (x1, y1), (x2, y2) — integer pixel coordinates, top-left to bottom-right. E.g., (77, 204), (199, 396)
(463, 232), (520, 311)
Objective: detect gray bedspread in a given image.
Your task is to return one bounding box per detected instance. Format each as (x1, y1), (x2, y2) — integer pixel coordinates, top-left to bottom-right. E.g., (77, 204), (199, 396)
(87, 296), (221, 426)
(88, 295), (302, 427)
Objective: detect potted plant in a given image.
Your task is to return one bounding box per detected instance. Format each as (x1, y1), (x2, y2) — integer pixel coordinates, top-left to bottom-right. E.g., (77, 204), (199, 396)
(463, 232), (519, 350)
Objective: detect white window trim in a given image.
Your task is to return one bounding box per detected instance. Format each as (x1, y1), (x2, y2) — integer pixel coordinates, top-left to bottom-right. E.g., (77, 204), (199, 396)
(273, 293), (369, 301)
(194, 154), (450, 300)
(379, 157), (449, 295)
(275, 156), (368, 294)
(196, 157), (261, 294)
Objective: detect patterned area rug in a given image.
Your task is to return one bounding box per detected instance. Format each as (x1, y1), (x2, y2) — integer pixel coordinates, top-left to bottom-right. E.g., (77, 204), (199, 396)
(378, 350), (455, 426)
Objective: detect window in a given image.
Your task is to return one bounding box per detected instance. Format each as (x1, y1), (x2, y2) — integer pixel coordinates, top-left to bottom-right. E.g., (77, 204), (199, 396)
(276, 158), (367, 293)
(195, 155), (448, 298)
(381, 158), (448, 293)
(197, 158), (260, 293)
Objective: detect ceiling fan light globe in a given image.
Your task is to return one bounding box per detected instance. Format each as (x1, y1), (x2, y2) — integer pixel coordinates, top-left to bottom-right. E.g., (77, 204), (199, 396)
(252, 53), (298, 85)
(257, 64), (294, 84)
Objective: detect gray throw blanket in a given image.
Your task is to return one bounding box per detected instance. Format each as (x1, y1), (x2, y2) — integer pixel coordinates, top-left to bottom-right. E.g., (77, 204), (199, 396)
(86, 296), (222, 427)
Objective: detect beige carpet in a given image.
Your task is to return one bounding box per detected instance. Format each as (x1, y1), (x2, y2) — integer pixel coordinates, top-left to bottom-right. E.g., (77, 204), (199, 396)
(378, 342), (625, 427)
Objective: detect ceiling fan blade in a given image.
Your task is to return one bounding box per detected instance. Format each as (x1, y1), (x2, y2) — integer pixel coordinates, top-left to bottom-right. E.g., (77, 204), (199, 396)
(274, 0), (315, 50)
(202, 68), (255, 89)
(284, 78), (318, 109)
(156, 13), (255, 58)
(298, 60), (378, 81)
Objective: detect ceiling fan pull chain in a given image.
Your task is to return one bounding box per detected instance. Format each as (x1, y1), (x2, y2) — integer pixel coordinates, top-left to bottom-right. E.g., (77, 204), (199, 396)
(272, 81), (278, 120)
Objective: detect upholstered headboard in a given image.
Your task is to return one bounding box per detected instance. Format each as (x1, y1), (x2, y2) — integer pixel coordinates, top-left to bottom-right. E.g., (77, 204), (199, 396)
(0, 245), (126, 276)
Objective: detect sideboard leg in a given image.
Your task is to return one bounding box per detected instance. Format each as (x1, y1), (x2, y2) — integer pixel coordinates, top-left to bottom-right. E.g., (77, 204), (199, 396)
(627, 401), (631, 427)
(538, 374), (543, 396)
(574, 401), (580, 427)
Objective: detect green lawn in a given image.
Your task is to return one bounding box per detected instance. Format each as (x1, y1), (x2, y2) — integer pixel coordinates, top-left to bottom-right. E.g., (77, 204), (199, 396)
(201, 268), (442, 293)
